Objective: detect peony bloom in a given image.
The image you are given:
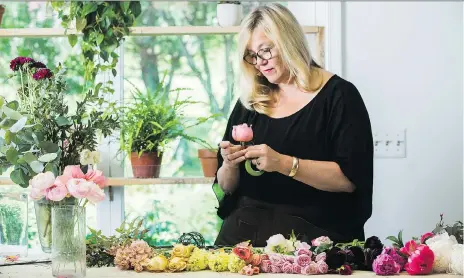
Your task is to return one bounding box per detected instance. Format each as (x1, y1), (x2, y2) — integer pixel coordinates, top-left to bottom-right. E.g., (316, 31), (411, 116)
(381, 247), (406, 270)
(425, 232), (458, 273)
(449, 244), (463, 275)
(84, 169), (107, 188)
(232, 123), (253, 142)
(29, 172), (55, 200)
(372, 253), (401, 275)
(404, 245), (435, 275)
(45, 184), (68, 201)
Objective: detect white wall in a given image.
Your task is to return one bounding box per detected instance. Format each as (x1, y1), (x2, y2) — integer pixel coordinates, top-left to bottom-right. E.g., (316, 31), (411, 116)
(290, 1), (463, 241)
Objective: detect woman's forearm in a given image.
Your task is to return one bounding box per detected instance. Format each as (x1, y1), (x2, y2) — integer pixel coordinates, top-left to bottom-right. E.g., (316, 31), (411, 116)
(217, 163), (241, 193)
(278, 155), (355, 193)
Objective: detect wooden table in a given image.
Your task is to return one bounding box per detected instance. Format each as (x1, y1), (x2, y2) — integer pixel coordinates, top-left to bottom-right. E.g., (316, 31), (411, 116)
(0, 264), (460, 278)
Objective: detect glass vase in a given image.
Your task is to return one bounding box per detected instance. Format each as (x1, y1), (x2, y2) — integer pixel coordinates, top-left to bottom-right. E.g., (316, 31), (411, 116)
(34, 198), (53, 253)
(0, 192), (28, 257)
(51, 205), (86, 278)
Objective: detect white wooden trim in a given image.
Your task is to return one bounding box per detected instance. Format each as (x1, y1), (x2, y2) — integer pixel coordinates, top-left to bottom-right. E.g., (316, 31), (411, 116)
(324, 1), (343, 76)
(0, 177), (215, 185)
(0, 26), (320, 38)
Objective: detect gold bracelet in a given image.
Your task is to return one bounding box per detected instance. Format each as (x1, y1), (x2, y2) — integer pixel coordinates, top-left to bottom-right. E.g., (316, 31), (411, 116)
(288, 156), (299, 178)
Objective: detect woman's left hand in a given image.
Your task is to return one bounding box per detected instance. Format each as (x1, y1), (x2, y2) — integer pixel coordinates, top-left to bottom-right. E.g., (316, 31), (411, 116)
(244, 144), (283, 172)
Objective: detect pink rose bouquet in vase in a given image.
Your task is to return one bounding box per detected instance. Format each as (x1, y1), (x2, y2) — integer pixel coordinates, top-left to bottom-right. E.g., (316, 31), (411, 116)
(232, 123), (263, 176)
(29, 164), (107, 277)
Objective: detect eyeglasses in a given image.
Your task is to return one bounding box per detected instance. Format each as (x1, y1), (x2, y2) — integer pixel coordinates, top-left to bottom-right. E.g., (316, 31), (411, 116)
(243, 47), (273, 65)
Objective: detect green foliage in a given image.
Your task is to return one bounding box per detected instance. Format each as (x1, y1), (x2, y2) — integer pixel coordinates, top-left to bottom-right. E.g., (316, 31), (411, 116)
(1, 60), (119, 187)
(86, 217), (148, 268)
(120, 76), (216, 157)
(51, 1), (142, 90)
(432, 214), (463, 244)
(0, 204), (24, 245)
(386, 230), (404, 248)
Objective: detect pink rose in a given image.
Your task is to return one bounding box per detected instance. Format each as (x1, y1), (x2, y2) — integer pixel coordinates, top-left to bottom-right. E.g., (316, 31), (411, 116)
(317, 260), (329, 274)
(233, 245), (252, 261)
(232, 123), (253, 142)
(269, 253), (285, 267)
(62, 165), (85, 180)
(45, 184), (68, 201)
(301, 261), (319, 275)
(315, 252), (327, 262)
(373, 254), (401, 275)
(292, 263), (302, 274)
(260, 260), (272, 273)
(86, 184), (105, 203)
(84, 169), (107, 188)
(67, 179), (93, 198)
(270, 265), (282, 273)
(311, 236), (332, 247)
(296, 254), (311, 267)
(295, 241), (311, 250)
(281, 261), (293, 274)
(261, 254), (269, 261)
(250, 254), (262, 266)
(295, 248), (312, 257)
(284, 255), (295, 263)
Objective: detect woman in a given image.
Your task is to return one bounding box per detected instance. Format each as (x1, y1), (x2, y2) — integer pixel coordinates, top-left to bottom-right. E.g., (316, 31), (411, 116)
(213, 3), (373, 247)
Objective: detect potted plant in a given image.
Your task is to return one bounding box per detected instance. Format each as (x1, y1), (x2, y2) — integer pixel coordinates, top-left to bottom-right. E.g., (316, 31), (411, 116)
(217, 1), (243, 27)
(0, 5), (5, 27)
(120, 78), (212, 178)
(198, 147), (218, 177)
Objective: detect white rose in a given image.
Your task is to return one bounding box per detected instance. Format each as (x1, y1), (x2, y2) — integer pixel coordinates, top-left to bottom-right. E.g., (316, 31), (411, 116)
(265, 234), (288, 254)
(90, 151), (100, 165)
(80, 149), (92, 165)
(295, 241), (311, 250)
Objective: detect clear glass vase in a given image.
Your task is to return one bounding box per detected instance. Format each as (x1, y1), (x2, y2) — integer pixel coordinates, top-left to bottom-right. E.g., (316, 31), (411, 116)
(0, 192), (28, 257)
(34, 198), (53, 253)
(51, 205), (86, 278)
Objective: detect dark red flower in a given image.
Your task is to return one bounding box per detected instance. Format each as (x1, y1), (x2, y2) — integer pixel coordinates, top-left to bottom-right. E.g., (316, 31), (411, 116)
(32, 68), (53, 80)
(10, 56), (36, 71)
(338, 264), (352, 275)
(32, 61), (47, 69)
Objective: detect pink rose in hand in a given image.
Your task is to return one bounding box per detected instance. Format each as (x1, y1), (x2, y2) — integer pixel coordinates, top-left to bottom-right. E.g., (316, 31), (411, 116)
(232, 123), (253, 143)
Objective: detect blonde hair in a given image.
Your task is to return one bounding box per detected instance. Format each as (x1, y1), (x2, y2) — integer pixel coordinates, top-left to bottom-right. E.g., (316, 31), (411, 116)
(238, 3), (323, 115)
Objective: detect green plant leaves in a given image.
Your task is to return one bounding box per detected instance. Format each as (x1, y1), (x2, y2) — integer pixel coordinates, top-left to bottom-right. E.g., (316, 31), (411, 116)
(55, 116), (72, 127)
(76, 17), (87, 32)
(38, 153), (57, 163)
(82, 2), (98, 16)
(9, 116), (27, 133)
(22, 152), (37, 164)
(38, 141), (59, 153)
(96, 34), (104, 46)
(3, 106), (22, 120)
(6, 148), (19, 164)
(10, 169), (28, 188)
(68, 34), (78, 47)
(30, 161), (44, 174)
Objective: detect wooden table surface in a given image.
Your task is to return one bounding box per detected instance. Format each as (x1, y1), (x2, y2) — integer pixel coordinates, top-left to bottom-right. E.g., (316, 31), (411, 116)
(0, 264), (460, 278)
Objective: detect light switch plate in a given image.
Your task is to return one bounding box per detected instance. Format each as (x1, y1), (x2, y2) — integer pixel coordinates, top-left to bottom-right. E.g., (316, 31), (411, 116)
(373, 129), (407, 158)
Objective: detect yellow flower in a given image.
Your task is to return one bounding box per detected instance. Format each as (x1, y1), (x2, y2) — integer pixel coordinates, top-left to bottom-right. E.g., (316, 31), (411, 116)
(208, 251), (230, 272)
(145, 255), (168, 272)
(187, 248), (209, 271)
(167, 256), (187, 272)
(172, 244), (195, 258)
(228, 253), (246, 273)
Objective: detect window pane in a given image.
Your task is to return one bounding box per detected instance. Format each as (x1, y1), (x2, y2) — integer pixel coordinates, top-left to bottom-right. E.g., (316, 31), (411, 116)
(124, 183), (220, 246)
(0, 2), (59, 29)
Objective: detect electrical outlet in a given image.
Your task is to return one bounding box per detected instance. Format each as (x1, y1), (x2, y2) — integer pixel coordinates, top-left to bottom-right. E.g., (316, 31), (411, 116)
(373, 129), (406, 158)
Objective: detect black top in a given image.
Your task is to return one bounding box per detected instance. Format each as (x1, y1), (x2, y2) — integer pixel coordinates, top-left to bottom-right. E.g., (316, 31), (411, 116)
(214, 74), (374, 238)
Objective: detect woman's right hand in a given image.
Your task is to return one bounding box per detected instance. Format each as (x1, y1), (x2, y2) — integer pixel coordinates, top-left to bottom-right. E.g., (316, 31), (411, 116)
(219, 141), (247, 168)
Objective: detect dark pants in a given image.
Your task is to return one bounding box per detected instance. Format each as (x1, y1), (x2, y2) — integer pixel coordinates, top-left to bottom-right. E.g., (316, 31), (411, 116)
(215, 196), (358, 247)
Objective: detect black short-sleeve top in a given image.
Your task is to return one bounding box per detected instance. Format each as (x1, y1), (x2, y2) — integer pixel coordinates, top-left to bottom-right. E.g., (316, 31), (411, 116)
(214, 74), (374, 236)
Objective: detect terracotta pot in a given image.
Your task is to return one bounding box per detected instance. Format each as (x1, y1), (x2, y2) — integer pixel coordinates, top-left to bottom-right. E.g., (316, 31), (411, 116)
(0, 6), (5, 27)
(198, 149), (218, 177)
(130, 152), (163, 178)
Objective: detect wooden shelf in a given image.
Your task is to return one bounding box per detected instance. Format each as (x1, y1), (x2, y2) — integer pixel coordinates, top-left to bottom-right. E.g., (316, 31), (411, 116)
(0, 176), (215, 186)
(0, 26), (321, 38)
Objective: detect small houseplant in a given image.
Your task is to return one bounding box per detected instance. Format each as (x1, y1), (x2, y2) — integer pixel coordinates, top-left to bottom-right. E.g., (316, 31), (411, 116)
(217, 1), (242, 27)
(120, 78), (213, 178)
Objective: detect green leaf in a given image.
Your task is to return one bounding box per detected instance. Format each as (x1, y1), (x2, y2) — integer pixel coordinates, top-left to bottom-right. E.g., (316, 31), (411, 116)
(76, 17), (87, 32)
(121, 1), (130, 12)
(68, 34), (78, 47)
(112, 69), (117, 77)
(30, 161), (44, 174)
(9, 116), (27, 133)
(386, 236), (399, 243)
(55, 116), (72, 127)
(23, 152), (37, 163)
(10, 168), (27, 187)
(6, 101), (19, 111)
(45, 163), (58, 176)
(39, 141), (59, 153)
(94, 83), (103, 95)
(6, 148), (19, 164)
(3, 106), (22, 120)
(38, 153), (57, 163)
(82, 2), (98, 16)
(4, 130), (12, 144)
(129, 1), (142, 18)
(0, 97), (4, 107)
(96, 34), (104, 45)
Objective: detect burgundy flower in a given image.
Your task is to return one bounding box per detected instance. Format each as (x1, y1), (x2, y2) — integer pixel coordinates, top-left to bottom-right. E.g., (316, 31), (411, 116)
(381, 247), (407, 270)
(338, 264), (353, 275)
(364, 236), (384, 250)
(10, 56), (36, 71)
(32, 68), (53, 80)
(326, 247), (347, 270)
(346, 246), (365, 270)
(32, 61), (47, 69)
